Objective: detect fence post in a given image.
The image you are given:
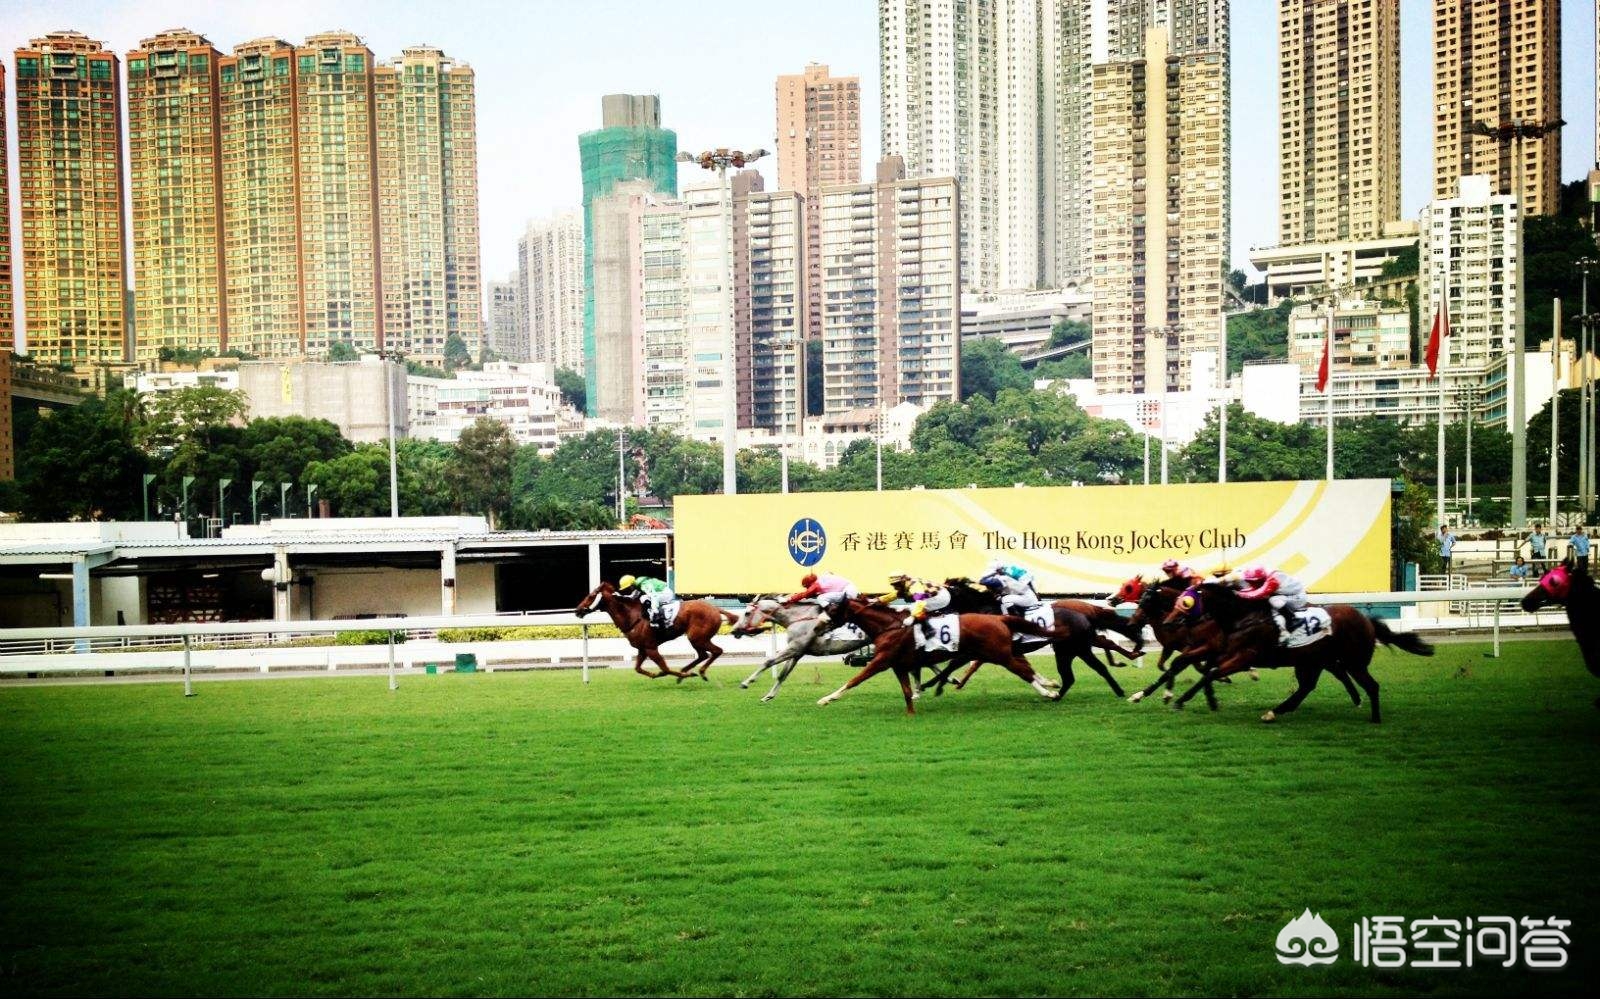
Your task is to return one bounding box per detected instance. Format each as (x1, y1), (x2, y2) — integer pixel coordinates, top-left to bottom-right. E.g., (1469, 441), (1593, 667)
(581, 622), (590, 685)
(387, 629), (398, 691)
(1490, 602), (1502, 659)
(182, 634), (194, 697)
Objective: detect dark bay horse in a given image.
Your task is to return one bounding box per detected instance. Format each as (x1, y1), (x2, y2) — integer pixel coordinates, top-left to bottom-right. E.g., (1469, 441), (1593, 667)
(1162, 583), (1434, 723)
(1521, 557), (1600, 708)
(1112, 575), (1220, 710)
(817, 597), (1063, 714)
(926, 579), (1141, 698)
(575, 582), (736, 680)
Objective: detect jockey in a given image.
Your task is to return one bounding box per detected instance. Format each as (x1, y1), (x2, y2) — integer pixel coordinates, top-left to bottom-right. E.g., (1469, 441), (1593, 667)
(617, 574), (675, 629)
(888, 571), (950, 641)
(980, 558), (1040, 614)
(784, 571), (859, 626)
(1237, 565), (1308, 639)
(1160, 558), (1199, 587)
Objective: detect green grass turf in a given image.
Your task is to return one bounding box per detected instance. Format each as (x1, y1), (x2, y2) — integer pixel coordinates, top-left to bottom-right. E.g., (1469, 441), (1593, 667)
(0, 639), (1596, 997)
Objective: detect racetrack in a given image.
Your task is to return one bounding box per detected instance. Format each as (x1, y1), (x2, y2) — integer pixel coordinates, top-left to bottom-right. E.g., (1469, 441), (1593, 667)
(1, 640), (1595, 996)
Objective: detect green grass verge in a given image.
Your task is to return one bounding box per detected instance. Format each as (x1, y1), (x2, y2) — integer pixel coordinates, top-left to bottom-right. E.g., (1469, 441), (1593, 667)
(0, 640), (1595, 996)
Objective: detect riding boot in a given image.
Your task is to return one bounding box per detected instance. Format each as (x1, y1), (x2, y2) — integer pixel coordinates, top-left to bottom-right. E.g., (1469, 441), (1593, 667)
(1278, 607), (1297, 633)
(920, 619), (936, 643)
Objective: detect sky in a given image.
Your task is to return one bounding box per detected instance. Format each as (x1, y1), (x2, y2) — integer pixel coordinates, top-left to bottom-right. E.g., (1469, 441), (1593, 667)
(3, 0), (1598, 329)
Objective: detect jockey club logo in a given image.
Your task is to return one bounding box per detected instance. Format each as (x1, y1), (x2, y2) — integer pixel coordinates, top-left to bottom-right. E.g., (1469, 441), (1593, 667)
(1276, 909), (1340, 966)
(787, 518), (826, 567)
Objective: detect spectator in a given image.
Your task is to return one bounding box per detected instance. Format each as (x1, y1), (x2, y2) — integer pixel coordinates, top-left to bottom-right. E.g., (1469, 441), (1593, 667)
(1571, 527), (1591, 568)
(1439, 525), (1456, 576)
(1528, 524), (1548, 561)
(1508, 556), (1530, 581)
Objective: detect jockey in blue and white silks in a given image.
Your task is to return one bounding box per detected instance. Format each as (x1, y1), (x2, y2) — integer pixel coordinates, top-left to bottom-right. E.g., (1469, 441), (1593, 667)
(980, 559), (1041, 614)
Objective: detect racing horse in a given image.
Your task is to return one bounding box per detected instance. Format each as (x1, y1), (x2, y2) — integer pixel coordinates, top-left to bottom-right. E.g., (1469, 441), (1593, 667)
(1113, 575), (1220, 710)
(730, 597), (871, 702)
(1163, 582), (1433, 723)
(921, 579), (1141, 698)
(816, 596), (1063, 714)
(575, 581), (737, 681)
(1520, 556), (1600, 707)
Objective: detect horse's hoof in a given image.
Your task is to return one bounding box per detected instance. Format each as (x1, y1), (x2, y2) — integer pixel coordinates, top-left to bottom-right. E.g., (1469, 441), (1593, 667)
(761, 694), (775, 703)
(1161, 690), (1174, 703)
(817, 696), (832, 706)
(1171, 701), (1184, 712)
(700, 674), (709, 682)
(1128, 691), (1145, 704)
(1261, 710), (1277, 723)
(739, 682), (750, 689)
(1250, 671), (1260, 681)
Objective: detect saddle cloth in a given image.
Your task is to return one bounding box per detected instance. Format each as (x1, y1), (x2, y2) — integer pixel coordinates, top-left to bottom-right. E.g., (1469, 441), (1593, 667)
(1281, 607), (1332, 648)
(650, 599), (681, 633)
(914, 613), (961, 652)
(1010, 604), (1055, 647)
(821, 622), (869, 644)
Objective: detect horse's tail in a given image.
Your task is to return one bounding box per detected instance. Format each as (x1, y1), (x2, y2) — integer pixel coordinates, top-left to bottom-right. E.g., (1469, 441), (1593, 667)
(1371, 617), (1434, 657)
(719, 608), (739, 624)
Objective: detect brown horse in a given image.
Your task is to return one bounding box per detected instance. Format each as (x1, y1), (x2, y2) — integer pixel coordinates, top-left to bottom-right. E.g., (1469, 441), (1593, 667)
(1162, 582), (1433, 723)
(926, 579), (1142, 697)
(1112, 575), (1220, 709)
(817, 596), (1063, 714)
(574, 581), (736, 681)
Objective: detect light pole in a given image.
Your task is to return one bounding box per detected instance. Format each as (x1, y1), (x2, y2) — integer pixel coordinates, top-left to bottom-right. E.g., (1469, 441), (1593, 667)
(677, 147), (770, 496)
(1460, 385), (1479, 524)
(379, 351), (401, 518)
(1576, 257), (1598, 516)
(1473, 116), (1565, 528)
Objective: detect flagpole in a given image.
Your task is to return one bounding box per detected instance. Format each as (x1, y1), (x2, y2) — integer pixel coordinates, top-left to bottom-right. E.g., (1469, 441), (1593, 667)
(1551, 298), (1561, 526)
(1325, 297), (1335, 480)
(1436, 275), (1448, 530)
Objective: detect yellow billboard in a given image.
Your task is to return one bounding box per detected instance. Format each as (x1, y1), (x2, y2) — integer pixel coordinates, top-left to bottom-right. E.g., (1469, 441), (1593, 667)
(673, 479), (1391, 595)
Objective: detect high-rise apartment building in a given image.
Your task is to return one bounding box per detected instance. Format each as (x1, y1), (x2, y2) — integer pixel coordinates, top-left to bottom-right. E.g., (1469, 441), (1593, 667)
(487, 278), (520, 360)
(127, 29), (227, 361)
(14, 32), (129, 371)
(375, 46), (481, 360)
(776, 63), (860, 341)
(579, 95), (678, 415)
(880, 1), (1228, 294)
(1432, 0), (1562, 217)
(776, 63), (861, 195)
(1090, 23), (1226, 395)
(589, 180), (657, 425)
(518, 210), (584, 370)
(1420, 175), (1520, 370)
(1277, 1), (1401, 245)
(733, 177), (805, 438)
(295, 31), (381, 355)
(816, 158), (960, 414)
(0, 64), (12, 354)
(218, 38), (304, 359)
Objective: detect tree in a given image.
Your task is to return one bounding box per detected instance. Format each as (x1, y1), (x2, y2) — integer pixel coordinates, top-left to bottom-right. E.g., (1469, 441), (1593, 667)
(959, 337), (1031, 400)
(1225, 301), (1293, 374)
(1048, 319), (1091, 349)
(554, 367), (586, 414)
(17, 396), (150, 521)
(304, 447), (389, 517)
(1524, 213), (1600, 349)
(446, 418), (515, 526)
(1378, 243), (1419, 279)
(135, 386), (250, 520)
(1178, 404), (1324, 482)
(326, 341), (359, 363)
(1033, 351), (1092, 381)
(397, 438), (455, 516)
(444, 333), (473, 370)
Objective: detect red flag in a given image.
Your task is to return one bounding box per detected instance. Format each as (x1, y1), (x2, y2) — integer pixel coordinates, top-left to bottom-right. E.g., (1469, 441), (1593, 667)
(1316, 320), (1333, 392)
(1425, 294), (1450, 378)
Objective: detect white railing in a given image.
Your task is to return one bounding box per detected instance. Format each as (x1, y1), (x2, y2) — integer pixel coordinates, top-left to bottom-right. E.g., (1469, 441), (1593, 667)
(0, 588), (1562, 693)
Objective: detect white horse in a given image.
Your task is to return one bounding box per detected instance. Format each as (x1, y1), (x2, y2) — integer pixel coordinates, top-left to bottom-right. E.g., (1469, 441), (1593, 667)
(730, 598), (873, 702)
